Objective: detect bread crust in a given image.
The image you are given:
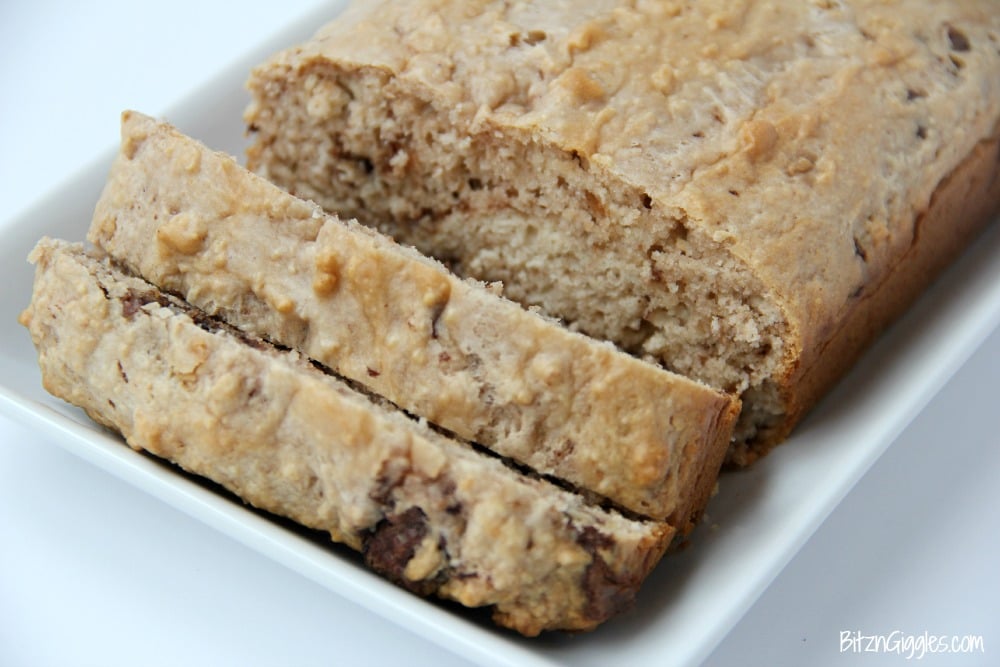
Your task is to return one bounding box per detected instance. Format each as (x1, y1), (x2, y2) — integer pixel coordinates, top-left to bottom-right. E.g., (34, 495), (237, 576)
(245, 0), (1000, 461)
(743, 129), (1000, 463)
(19, 238), (672, 636)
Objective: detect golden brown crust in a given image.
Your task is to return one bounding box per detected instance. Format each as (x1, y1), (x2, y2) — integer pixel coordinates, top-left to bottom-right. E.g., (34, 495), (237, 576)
(683, 398), (742, 529)
(753, 130), (1000, 463)
(20, 238), (673, 636)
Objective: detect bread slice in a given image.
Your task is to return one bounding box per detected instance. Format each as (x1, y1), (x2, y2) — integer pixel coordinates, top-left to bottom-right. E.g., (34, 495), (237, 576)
(87, 111), (738, 524)
(244, 0), (1000, 464)
(19, 237), (673, 636)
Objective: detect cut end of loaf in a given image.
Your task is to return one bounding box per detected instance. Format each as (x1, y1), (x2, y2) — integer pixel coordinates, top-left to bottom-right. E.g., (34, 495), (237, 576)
(246, 61), (793, 461)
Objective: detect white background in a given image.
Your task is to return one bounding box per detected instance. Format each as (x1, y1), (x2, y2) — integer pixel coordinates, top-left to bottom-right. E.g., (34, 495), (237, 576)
(1, 2), (996, 665)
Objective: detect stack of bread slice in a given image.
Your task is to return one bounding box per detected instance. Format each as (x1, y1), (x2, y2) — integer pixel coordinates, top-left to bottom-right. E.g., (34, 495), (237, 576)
(21, 113), (737, 635)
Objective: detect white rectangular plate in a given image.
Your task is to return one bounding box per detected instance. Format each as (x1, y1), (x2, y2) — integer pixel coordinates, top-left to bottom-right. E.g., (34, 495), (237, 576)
(2, 8), (999, 667)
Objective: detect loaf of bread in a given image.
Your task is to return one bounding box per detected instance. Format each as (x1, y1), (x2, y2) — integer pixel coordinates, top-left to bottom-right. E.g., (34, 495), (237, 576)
(19, 237), (672, 636)
(88, 111), (738, 524)
(245, 0), (1000, 464)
